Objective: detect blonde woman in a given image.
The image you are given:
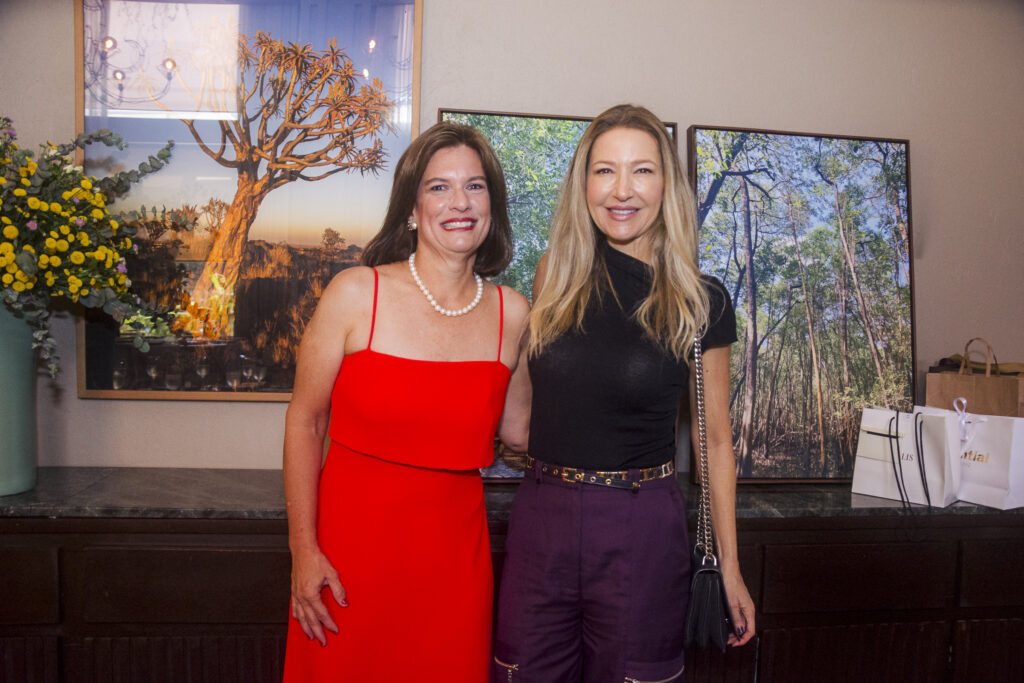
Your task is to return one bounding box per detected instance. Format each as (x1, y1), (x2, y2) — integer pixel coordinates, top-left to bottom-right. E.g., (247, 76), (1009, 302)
(493, 104), (755, 683)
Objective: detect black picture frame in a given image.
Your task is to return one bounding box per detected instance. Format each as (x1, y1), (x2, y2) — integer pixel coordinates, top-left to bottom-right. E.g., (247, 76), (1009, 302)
(688, 125), (914, 482)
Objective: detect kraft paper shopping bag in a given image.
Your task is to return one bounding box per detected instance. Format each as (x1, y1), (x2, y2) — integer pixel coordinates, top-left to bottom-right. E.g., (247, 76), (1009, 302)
(926, 338), (1022, 417)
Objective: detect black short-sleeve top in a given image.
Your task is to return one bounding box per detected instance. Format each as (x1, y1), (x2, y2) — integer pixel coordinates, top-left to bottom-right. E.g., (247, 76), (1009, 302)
(527, 242), (737, 471)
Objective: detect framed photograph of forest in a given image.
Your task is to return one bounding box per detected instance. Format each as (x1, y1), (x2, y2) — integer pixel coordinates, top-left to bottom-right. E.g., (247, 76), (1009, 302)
(75, 0), (421, 400)
(689, 125), (915, 482)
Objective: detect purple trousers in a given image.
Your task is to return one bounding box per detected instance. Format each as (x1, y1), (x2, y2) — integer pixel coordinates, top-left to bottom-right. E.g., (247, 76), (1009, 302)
(493, 462), (690, 682)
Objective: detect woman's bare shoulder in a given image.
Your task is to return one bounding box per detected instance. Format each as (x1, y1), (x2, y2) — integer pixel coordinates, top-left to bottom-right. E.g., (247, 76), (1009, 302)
(497, 284), (530, 321)
(320, 264), (376, 303)
(301, 266), (374, 334)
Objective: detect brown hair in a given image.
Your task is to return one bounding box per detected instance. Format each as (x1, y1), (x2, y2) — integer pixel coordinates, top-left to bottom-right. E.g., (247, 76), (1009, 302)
(362, 121), (512, 277)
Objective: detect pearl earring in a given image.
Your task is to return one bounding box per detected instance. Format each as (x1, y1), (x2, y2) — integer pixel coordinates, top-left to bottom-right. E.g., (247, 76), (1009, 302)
(407, 217), (418, 231)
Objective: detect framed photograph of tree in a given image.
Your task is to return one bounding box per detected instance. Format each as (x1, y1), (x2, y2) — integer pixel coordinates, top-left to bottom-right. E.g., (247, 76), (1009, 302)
(75, 0), (421, 400)
(688, 125), (914, 482)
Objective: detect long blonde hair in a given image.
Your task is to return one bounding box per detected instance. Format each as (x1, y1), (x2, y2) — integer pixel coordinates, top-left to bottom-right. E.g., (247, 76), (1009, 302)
(529, 104), (709, 361)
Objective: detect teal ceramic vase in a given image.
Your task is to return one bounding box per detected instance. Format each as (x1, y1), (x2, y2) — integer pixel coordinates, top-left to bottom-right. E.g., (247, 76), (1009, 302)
(0, 304), (37, 496)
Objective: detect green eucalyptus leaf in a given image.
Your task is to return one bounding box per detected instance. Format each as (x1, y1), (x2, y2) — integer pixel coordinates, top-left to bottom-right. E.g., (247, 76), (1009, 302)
(14, 251), (38, 275)
(79, 290), (100, 307)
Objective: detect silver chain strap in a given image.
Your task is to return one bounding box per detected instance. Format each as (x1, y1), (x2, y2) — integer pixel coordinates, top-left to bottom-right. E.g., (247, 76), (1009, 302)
(693, 338), (716, 561)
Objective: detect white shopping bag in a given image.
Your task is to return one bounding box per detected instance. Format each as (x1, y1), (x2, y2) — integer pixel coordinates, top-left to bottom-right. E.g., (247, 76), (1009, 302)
(955, 401), (1024, 510)
(851, 406), (960, 507)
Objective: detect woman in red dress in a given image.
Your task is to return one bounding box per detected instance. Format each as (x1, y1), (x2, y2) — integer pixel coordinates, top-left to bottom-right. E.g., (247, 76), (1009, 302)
(282, 122), (531, 682)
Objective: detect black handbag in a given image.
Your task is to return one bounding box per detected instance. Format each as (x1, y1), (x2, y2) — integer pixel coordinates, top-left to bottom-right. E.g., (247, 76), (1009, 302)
(683, 338), (738, 652)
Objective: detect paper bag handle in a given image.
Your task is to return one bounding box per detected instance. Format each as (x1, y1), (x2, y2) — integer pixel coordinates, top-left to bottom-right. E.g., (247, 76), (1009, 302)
(959, 337), (1000, 377)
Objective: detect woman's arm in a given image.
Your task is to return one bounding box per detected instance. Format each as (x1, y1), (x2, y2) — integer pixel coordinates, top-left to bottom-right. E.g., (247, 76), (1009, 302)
(282, 268), (369, 646)
(690, 344), (756, 646)
(497, 286), (532, 451)
(497, 256), (547, 451)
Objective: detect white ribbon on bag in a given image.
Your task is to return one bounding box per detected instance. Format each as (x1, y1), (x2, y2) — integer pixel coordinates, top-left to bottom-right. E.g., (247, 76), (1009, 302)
(954, 397), (988, 451)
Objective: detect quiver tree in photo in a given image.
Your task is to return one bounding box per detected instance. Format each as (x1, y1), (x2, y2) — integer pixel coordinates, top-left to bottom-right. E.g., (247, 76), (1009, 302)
(182, 31), (393, 335)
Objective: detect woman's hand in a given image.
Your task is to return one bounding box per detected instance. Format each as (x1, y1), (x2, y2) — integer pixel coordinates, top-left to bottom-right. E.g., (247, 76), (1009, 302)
(723, 568), (756, 646)
(290, 547), (347, 647)
(283, 268), (367, 647)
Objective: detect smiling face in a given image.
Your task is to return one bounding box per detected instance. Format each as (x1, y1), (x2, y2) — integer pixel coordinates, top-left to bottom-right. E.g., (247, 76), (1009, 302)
(585, 126), (665, 262)
(410, 144), (491, 258)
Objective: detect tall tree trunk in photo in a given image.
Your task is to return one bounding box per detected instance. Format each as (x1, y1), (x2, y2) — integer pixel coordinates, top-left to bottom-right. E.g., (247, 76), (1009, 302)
(788, 205), (827, 474)
(836, 265), (857, 471)
(799, 344), (811, 471)
(890, 233), (907, 339)
(729, 215), (746, 307)
(873, 142), (912, 290)
(188, 169), (272, 335)
(892, 201), (911, 290)
(838, 261), (851, 389)
(737, 178), (759, 476)
(828, 179), (886, 385)
(763, 320), (789, 458)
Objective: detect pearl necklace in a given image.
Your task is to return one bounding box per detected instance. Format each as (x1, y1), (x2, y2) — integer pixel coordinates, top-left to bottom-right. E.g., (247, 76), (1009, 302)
(408, 252), (483, 317)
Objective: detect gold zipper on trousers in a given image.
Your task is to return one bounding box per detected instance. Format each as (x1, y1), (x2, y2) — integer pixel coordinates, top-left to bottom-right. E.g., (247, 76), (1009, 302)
(494, 656), (518, 682)
(625, 662), (685, 683)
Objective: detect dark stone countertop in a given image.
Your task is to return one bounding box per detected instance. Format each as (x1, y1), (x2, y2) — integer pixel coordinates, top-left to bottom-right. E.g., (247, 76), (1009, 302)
(0, 467), (287, 520)
(1, 467), (1020, 522)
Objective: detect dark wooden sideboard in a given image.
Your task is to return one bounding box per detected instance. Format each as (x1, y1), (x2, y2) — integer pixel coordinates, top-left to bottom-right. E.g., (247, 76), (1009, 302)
(1, 468), (1022, 683)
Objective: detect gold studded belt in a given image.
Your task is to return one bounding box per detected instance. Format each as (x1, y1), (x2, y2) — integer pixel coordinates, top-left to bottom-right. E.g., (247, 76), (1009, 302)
(525, 455), (675, 492)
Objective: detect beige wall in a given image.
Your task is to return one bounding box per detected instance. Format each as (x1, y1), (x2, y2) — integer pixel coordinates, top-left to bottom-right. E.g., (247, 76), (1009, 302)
(3, 0), (1022, 468)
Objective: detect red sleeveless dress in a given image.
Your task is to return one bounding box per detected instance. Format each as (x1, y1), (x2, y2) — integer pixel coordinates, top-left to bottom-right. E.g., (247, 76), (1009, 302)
(283, 270), (510, 682)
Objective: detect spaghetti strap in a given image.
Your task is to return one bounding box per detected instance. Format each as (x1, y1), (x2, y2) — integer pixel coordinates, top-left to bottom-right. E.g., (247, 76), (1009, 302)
(496, 285), (504, 361)
(367, 268), (379, 350)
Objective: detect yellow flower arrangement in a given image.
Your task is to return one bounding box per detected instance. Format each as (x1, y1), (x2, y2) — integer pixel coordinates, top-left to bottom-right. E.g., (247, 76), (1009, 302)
(0, 116), (174, 376)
